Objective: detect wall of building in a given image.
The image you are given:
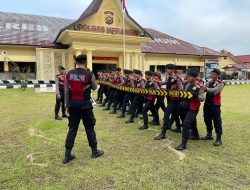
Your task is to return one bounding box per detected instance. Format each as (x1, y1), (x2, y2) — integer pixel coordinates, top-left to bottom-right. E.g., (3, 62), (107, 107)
(144, 53), (206, 74)
(219, 56), (239, 71)
(36, 48), (72, 80)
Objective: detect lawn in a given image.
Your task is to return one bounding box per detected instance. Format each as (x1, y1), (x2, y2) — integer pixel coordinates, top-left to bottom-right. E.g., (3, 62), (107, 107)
(0, 85), (250, 190)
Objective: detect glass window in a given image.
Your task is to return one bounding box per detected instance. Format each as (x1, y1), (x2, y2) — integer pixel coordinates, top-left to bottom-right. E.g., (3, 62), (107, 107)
(0, 62), (4, 73)
(8, 62), (36, 73)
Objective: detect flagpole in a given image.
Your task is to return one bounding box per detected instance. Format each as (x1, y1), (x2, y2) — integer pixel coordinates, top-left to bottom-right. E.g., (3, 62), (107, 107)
(122, 1), (126, 69)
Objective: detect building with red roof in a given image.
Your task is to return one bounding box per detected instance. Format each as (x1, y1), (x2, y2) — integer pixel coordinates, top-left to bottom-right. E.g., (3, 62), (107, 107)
(222, 52), (250, 80)
(0, 0), (223, 80)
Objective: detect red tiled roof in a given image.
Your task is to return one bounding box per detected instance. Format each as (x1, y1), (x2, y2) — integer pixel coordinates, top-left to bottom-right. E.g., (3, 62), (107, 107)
(0, 12), (73, 48)
(235, 55), (250, 64)
(142, 28), (221, 56)
(0, 12), (220, 57)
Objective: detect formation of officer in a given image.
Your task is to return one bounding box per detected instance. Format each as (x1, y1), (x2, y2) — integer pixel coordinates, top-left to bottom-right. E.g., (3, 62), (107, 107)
(96, 65), (225, 151)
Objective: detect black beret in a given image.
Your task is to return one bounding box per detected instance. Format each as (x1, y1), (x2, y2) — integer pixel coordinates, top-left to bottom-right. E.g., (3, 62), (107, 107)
(75, 55), (87, 63)
(116, 68), (122, 72)
(166, 64), (176, 69)
(123, 69), (129, 74)
(211, 68), (221, 75)
(58, 66), (65, 70)
(145, 71), (153, 76)
(134, 70), (142, 75)
(128, 70), (133, 74)
(188, 69), (199, 77)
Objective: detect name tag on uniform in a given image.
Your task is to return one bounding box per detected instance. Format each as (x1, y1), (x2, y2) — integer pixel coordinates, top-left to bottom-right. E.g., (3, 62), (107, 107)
(70, 74), (86, 81)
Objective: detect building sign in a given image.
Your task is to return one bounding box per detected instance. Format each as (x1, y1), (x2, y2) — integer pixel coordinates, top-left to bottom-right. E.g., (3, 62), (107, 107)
(76, 24), (139, 36)
(205, 60), (219, 79)
(0, 22), (49, 32)
(93, 57), (119, 62)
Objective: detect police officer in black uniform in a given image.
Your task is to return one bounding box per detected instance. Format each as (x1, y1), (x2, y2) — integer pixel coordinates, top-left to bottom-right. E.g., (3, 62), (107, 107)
(55, 66), (67, 120)
(117, 70), (134, 118)
(140, 71), (160, 130)
(201, 68), (225, 146)
(155, 64), (182, 140)
(63, 55), (104, 164)
(175, 69), (204, 151)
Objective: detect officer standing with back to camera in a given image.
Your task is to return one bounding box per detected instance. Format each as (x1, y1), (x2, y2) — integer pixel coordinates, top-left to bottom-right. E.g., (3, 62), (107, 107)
(55, 66), (68, 120)
(63, 55), (104, 164)
(201, 68), (225, 146)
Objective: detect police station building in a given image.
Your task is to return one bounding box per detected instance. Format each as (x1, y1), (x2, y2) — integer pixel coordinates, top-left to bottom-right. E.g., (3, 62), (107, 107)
(0, 0), (222, 81)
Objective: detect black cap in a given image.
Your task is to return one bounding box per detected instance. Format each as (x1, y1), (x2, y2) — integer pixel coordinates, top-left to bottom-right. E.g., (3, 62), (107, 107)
(75, 55), (87, 64)
(145, 71), (153, 76)
(58, 66), (65, 70)
(134, 70), (142, 75)
(124, 69), (130, 74)
(166, 64), (176, 69)
(116, 68), (122, 72)
(188, 69), (199, 77)
(211, 68), (221, 75)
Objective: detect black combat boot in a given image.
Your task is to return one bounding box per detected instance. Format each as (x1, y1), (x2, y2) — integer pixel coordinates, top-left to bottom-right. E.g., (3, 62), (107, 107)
(55, 115), (63, 120)
(213, 135), (222, 146)
(175, 140), (188, 151)
(125, 117), (134, 123)
(99, 102), (106, 107)
(62, 113), (68, 118)
(109, 109), (116, 114)
(117, 113), (125, 118)
(200, 133), (213, 140)
(154, 133), (166, 140)
(189, 135), (200, 140)
(63, 149), (75, 164)
(103, 106), (111, 111)
(139, 125), (149, 130)
(91, 147), (104, 158)
(171, 128), (182, 133)
(149, 120), (160, 126)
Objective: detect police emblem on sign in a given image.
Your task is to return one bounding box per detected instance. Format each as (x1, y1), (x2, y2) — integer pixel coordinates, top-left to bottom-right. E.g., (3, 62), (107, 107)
(104, 11), (114, 25)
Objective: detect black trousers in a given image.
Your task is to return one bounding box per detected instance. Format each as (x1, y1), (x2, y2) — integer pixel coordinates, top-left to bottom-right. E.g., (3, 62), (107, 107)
(161, 101), (179, 134)
(121, 93), (133, 115)
(180, 109), (199, 141)
(102, 87), (111, 105)
(112, 90), (122, 111)
(130, 95), (144, 119)
(180, 109), (198, 142)
(142, 100), (159, 126)
(65, 107), (97, 150)
(204, 104), (222, 136)
(55, 90), (65, 116)
(155, 96), (166, 113)
(96, 86), (101, 101)
(106, 89), (115, 108)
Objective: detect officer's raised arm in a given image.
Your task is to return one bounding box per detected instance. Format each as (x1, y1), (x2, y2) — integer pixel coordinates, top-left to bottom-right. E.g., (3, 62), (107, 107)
(198, 88), (205, 102)
(206, 82), (225, 94)
(91, 74), (98, 90)
(64, 76), (70, 108)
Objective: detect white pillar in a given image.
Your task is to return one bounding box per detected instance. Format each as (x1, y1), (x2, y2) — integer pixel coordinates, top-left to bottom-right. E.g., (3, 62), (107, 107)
(86, 50), (93, 71)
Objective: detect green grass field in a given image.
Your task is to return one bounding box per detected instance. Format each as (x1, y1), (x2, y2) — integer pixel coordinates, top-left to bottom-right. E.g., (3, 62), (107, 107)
(0, 85), (250, 190)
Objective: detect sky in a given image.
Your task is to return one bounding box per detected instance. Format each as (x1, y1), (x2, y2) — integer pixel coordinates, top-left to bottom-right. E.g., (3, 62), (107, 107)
(0, 0), (250, 55)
